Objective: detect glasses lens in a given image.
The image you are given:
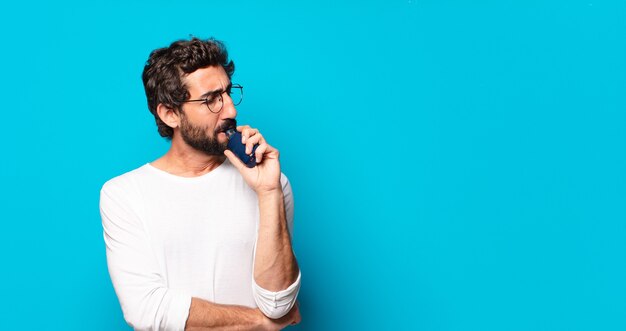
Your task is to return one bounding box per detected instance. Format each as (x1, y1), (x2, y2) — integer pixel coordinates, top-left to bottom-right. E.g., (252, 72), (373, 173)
(207, 94), (223, 113)
(230, 86), (242, 106)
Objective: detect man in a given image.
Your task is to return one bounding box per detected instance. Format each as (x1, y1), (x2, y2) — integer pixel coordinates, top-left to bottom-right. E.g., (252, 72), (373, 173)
(99, 37), (301, 331)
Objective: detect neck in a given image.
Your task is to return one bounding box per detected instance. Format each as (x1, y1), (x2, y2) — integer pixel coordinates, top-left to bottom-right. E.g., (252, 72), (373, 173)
(151, 134), (226, 178)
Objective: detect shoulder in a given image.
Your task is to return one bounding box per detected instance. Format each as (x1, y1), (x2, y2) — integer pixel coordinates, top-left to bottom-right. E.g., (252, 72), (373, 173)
(100, 164), (149, 197)
(99, 165), (151, 226)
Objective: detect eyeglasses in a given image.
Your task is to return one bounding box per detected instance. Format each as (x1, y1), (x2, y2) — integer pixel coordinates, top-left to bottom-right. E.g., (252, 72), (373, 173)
(183, 84), (243, 113)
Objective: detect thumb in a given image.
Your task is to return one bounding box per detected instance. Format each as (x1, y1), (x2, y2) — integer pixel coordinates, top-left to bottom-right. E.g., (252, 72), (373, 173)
(224, 149), (246, 171)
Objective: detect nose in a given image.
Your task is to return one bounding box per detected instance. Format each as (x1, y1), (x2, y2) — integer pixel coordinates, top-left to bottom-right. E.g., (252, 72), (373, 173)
(220, 93), (238, 119)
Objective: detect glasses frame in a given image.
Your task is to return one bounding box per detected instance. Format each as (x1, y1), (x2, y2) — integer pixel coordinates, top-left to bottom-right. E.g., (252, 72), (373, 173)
(182, 84), (243, 113)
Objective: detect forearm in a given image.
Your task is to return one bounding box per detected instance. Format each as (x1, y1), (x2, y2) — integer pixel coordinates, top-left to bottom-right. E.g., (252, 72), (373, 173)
(254, 190), (299, 291)
(185, 297), (262, 331)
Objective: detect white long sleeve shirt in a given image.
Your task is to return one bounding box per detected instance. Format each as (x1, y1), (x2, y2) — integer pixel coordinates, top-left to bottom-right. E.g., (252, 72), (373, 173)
(99, 159), (301, 331)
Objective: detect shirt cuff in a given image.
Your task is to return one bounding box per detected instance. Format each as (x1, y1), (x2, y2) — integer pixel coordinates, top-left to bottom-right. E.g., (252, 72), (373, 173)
(252, 270), (301, 319)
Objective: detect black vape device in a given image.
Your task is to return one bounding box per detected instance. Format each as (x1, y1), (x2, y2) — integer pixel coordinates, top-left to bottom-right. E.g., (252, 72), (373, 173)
(225, 128), (259, 168)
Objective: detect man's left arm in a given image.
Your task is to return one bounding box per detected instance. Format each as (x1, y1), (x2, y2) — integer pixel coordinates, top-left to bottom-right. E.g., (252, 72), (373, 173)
(252, 174), (301, 318)
(224, 125), (301, 320)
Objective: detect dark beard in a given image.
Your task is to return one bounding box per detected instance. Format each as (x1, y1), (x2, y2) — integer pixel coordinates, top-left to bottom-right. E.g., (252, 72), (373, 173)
(179, 112), (230, 155)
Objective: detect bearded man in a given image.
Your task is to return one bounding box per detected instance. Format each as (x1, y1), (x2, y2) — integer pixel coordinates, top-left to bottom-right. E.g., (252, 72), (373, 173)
(99, 37), (301, 331)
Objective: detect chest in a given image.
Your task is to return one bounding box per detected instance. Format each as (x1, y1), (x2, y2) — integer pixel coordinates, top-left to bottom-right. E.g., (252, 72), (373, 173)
(140, 181), (260, 258)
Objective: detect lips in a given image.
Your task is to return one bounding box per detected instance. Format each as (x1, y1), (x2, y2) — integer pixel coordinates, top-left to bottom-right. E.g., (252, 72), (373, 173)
(216, 119), (237, 134)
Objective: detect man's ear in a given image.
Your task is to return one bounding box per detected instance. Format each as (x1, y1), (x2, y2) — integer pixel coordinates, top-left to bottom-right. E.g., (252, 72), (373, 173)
(156, 104), (181, 129)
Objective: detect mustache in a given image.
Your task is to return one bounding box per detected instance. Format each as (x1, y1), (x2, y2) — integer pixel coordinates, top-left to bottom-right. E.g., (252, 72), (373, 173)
(215, 119), (237, 133)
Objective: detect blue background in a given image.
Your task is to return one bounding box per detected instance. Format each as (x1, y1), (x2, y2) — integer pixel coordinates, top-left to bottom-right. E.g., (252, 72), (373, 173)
(1, 1), (625, 330)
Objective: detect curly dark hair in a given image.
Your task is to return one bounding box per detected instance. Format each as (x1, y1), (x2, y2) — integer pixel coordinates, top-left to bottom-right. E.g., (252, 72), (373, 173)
(142, 37), (235, 139)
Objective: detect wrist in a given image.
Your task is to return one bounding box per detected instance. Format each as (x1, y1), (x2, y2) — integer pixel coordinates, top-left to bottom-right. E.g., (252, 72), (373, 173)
(256, 188), (283, 200)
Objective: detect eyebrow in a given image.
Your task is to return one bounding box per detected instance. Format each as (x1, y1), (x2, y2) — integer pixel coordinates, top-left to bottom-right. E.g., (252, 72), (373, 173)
(199, 82), (232, 99)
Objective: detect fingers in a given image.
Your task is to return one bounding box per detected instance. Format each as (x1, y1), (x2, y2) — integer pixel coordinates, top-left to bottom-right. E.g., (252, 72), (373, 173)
(235, 125), (281, 164)
(223, 150), (245, 171)
(237, 125), (261, 154)
(257, 143), (280, 164)
(245, 131), (264, 155)
(236, 125), (258, 144)
(254, 143), (267, 163)
(237, 125), (275, 163)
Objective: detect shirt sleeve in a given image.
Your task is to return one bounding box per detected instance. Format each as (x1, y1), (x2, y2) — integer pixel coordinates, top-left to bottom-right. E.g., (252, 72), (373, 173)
(251, 173), (301, 319)
(282, 172), (295, 239)
(100, 178), (192, 331)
